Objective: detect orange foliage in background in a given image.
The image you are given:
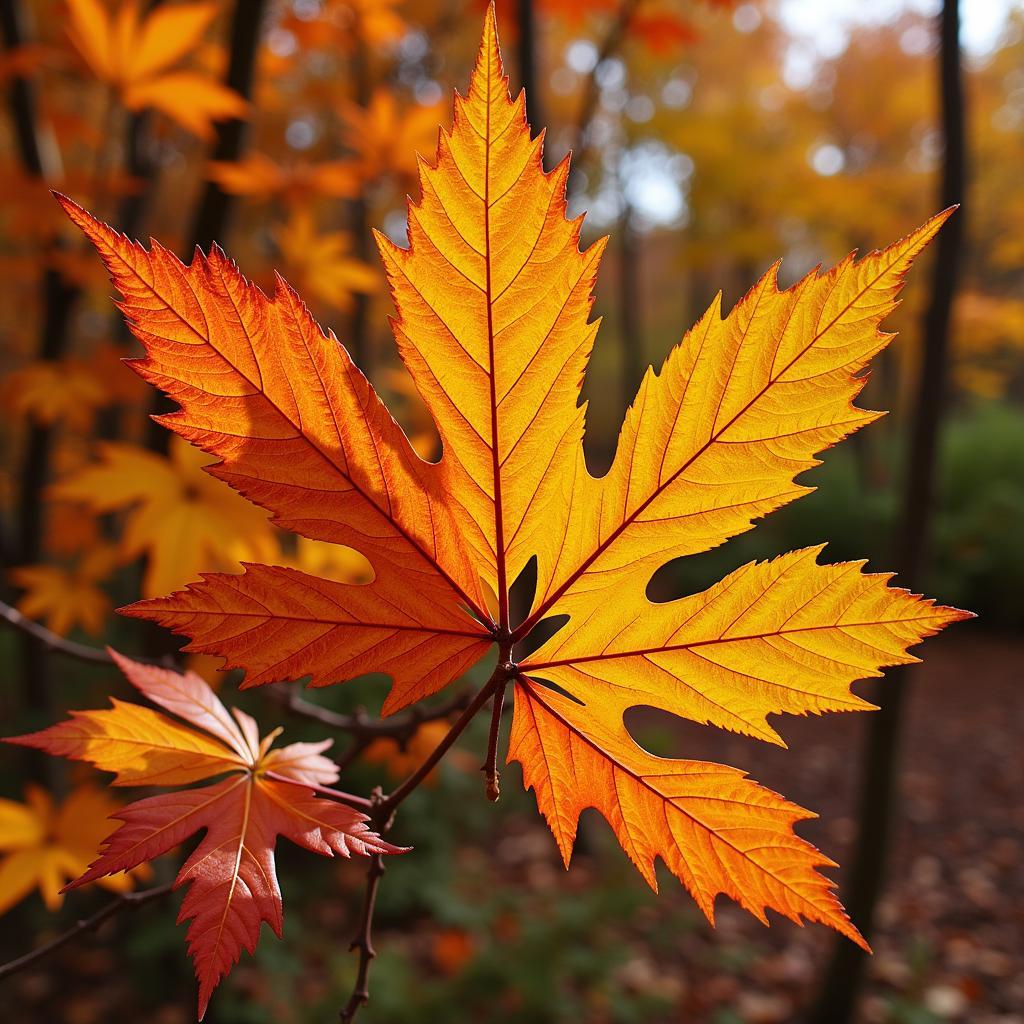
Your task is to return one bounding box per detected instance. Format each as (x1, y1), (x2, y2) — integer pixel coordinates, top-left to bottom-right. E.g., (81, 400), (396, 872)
(0, 0), (1018, 1018)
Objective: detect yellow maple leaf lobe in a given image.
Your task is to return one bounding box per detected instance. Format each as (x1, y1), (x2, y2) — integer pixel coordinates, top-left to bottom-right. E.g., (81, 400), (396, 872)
(50, 440), (277, 596)
(65, 0), (246, 138)
(376, 3), (605, 617)
(523, 210), (957, 625)
(0, 784), (147, 916)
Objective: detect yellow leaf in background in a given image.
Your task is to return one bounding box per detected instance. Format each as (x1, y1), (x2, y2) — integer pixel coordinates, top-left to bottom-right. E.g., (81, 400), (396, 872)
(275, 209), (378, 312)
(2, 358), (111, 430)
(363, 721), (476, 786)
(49, 439), (276, 596)
(340, 89), (445, 183)
(289, 537), (373, 585)
(124, 71), (247, 140)
(279, 0), (405, 55)
(0, 784), (149, 916)
(10, 545), (118, 635)
(65, 0), (246, 138)
(206, 152), (360, 202)
(335, 0), (405, 46)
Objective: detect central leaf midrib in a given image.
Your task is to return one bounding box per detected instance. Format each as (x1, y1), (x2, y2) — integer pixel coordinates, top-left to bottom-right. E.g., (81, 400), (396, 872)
(482, 40), (509, 629)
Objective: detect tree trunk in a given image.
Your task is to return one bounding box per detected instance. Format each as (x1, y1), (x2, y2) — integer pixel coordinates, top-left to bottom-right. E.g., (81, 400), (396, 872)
(806, 2), (966, 1019)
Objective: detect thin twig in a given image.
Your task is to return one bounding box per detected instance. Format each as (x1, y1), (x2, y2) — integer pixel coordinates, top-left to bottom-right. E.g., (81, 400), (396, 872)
(379, 667), (506, 818)
(277, 686), (474, 743)
(339, 852), (385, 1023)
(0, 599), (164, 666)
(0, 881), (174, 982)
(337, 662), (512, 1020)
(482, 682), (507, 801)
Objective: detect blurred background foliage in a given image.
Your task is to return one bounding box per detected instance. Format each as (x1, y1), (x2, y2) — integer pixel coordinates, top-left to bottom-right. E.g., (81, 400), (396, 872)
(1, 0), (1022, 1022)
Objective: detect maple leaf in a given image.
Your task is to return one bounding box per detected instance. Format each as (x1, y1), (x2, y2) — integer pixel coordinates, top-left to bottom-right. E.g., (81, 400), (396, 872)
(280, 0), (406, 52)
(8, 651), (403, 1018)
(206, 152), (360, 203)
(49, 439), (278, 596)
(10, 544), (118, 635)
(362, 721), (477, 786)
(65, 0), (247, 139)
(56, 5), (968, 954)
(0, 784), (150, 917)
(1, 357), (111, 430)
(274, 208), (379, 312)
(339, 88), (446, 184)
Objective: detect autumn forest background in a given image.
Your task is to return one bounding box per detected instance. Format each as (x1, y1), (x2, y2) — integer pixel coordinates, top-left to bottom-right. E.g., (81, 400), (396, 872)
(1, 0), (1022, 1022)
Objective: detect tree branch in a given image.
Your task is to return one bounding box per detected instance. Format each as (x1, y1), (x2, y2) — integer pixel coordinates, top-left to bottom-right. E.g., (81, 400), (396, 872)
(277, 686), (474, 743)
(482, 682), (506, 801)
(379, 666), (506, 818)
(337, 660), (513, 1020)
(0, 881), (174, 982)
(339, 852), (386, 1023)
(0, 600), (164, 667)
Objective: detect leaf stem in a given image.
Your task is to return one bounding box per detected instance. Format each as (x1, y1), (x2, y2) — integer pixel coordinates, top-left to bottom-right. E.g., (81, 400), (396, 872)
(482, 682), (506, 801)
(261, 772), (374, 812)
(379, 666), (505, 817)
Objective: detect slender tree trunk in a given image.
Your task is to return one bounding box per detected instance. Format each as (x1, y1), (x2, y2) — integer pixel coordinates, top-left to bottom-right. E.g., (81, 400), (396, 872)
(146, 0), (268, 453)
(2, 0), (78, 755)
(516, 0), (543, 134)
(347, 38), (372, 374)
(566, 0), (640, 195)
(806, 3), (966, 1020)
(618, 199), (644, 417)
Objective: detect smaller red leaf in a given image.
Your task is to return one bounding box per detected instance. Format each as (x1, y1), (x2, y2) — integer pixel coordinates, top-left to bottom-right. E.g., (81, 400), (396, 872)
(5, 650), (403, 1019)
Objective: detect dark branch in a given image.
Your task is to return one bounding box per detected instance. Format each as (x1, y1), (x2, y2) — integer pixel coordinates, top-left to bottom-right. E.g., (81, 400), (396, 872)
(482, 682), (507, 801)
(338, 663), (511, 1018)
(339, 852), (386, 1023)
(380, 667), (506, 817)
(0, 600), (163, 666)
(277, 686), (474, 743)
(0, 882), (174, 982)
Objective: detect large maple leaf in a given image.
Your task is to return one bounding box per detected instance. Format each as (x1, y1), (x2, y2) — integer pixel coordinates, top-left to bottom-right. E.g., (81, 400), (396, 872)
(56, 5), (968, 955)
(8, 651), (402, 1018)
